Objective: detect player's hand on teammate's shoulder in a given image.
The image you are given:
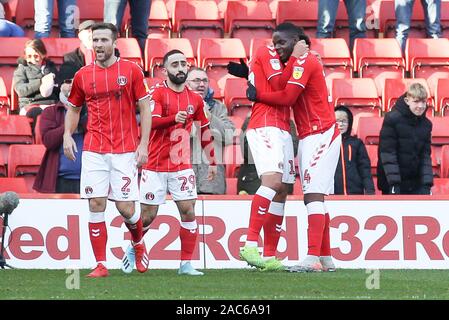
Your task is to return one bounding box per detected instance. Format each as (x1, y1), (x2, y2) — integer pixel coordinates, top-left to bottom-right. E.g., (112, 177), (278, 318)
(175, 111), (188, 124)
(246, 81), (257, 102)
(292, 40), (309, 58)
(207, 165), (217, 181)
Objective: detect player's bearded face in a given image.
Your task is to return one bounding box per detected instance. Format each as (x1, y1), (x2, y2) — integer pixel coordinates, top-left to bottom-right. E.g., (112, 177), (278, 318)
(93, 29), (116, 62)
(165, 54), (188, 85)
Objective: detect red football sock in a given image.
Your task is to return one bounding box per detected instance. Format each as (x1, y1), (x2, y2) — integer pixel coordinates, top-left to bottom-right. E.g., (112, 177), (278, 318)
(307, 214), (325, 256)
(142, 225), (151, 236)
(263, 202), (285, 257)
(125, 217), (143, 244)
(320, 213), (331, 256)
(180, 221), (198, 261)
(246, 186), (276, 243)
(88, 222), (108, 263)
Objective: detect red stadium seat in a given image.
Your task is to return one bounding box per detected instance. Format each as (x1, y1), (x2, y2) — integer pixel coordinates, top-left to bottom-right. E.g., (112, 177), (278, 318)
(353, 38), (405, 96)
(224, 78), (252, 119)
(440, 145), (449, 178)
(311, 38), (353, 82)
(276, 1), (319, 39)
(332, 78), (381, 133)
(197, 38), (247, 97)
(225, 1), (275, 54)
(76, 0), (104, 22)
(41, 38), (81, 66)
(0, 77), (10, 114)
(0, 115), (33, 145)
(430, 117), (449, 146)
(116, 38), (143, 67)
(431, 145), (441, 177)
(356, 117), (383, 145)
(249, 38), (271, 58)
(432, 178), (449, 195)
(0, 150), (6, 177)
(208, 77), (223, 101)
(8, 144), (45, 178)
(365, 144), (378, 176)
(382, 78), (434, 113)
(435, 78), (449, 116)
(406, 38), (449, 93)
(0, 177), (29, 193)
(224, 144), (244, 178)
(34, 115), (43, 145)
(0, 37), (30, 99)
(145, 77), (164, 89)
(144, 38), (196, 78)
(172, 1), (224, 51)
(225, 177), (238, 195)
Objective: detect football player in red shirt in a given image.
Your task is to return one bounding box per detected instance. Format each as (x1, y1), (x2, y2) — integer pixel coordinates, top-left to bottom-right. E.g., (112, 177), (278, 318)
(235, 23), (309, 271)
(121, 50), (217, 276)
(247, 28), (341, 272)
(63, 23), (152, 277)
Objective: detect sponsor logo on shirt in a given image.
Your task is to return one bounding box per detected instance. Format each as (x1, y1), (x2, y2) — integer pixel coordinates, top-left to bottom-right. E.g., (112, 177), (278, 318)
(117, 75), (128, 86)
(293, 66), (304, 80)
(270, 59), (281, 71)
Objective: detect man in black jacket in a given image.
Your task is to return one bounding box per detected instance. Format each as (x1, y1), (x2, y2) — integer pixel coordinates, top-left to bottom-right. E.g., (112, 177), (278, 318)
(56, 20), (95, 86)
(377, 83), (433, 195)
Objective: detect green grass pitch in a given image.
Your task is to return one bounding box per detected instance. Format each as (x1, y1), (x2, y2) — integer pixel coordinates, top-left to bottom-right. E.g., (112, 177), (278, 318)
(1, 269), (449, 300)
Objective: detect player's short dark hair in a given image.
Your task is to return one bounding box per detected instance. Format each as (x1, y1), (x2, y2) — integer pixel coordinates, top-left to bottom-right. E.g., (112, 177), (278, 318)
(275, 22), (311, 46)
(91, 22), (118, 41)
(163, 49), (185, 66)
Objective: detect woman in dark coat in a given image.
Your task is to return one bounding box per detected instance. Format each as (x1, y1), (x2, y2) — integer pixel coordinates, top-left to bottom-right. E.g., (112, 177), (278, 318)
(377, 83), (433, 195)
(333, 106), (375, 195)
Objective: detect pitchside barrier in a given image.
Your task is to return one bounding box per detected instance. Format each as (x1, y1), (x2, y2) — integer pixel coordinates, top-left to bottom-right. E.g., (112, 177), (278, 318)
(2, 194), (449, 269)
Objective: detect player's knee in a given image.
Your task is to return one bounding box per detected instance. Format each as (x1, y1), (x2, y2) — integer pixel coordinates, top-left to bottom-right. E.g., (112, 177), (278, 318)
(303, 193), (324, 205)
(142, 212), (156, 227)
(88, 198), (106, 212)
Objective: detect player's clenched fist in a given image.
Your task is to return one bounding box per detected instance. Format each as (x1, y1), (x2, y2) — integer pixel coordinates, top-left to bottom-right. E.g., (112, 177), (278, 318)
(175, 111), (188, 124)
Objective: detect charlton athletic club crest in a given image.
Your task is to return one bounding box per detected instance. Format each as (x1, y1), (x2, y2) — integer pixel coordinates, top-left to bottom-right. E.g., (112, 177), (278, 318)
(186, 104), (195, 115)
(85, 186), (93, 194)
(145, 192), (155, 200)
(117, 75), (127, 86)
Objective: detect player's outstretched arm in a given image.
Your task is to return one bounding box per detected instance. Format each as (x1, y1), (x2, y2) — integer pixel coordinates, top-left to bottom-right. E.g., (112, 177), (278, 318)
(136, 97), (152, 167)
(63, 105), (81, 161)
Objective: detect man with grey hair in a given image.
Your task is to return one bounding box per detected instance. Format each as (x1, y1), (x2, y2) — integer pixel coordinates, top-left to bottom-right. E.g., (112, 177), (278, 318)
(187, 67), (235, 194)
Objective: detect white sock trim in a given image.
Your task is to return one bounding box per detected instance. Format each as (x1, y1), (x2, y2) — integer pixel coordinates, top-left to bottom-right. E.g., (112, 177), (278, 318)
(245, 241), (259, 248)
(124, 211), (140, 225)
(143, 225), (151, 232)
(306, 201), (325, 215)
(89, 211), (105, 223)
(268, 201), (285, 217)
(180, 220), (197, 230)
(256, 185), (276, 201)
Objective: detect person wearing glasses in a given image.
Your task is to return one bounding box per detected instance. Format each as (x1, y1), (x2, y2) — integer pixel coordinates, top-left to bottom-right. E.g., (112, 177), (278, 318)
(13, 39), (58, 132)
(186, 67), (235, 195)
(333, 105), (375, 195)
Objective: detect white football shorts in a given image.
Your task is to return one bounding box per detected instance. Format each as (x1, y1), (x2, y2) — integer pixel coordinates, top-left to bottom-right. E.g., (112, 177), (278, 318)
(246, 126), (296, 184)
(80, 151), (139, 201)
(139, 168), (198, 205)
(298, 125), (341, 195)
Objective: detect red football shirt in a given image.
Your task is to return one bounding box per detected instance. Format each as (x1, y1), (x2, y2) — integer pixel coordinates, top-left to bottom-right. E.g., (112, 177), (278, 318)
(287, 53), (335, 139)
(247, 45), (291, 132)
(68, 58), (149, 153)
(144, 81), (210, 172)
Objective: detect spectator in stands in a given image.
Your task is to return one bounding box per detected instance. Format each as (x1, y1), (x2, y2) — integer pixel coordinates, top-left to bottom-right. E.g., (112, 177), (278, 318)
(0, 0), (25, 37)
(395, 0), (441, 52)
(377, 83), (433, 195)
(103, 0), (151, 55)
(237, 113), (298, 195)
(333, 106), (375, 195)
(56, 20), (95, 87)
(33, 79), (86, 193)
(187, 67), (235, 194)
(13, 39), (58, 125)
(316, 0), (367, 51)
(34, 0), (77, 38)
